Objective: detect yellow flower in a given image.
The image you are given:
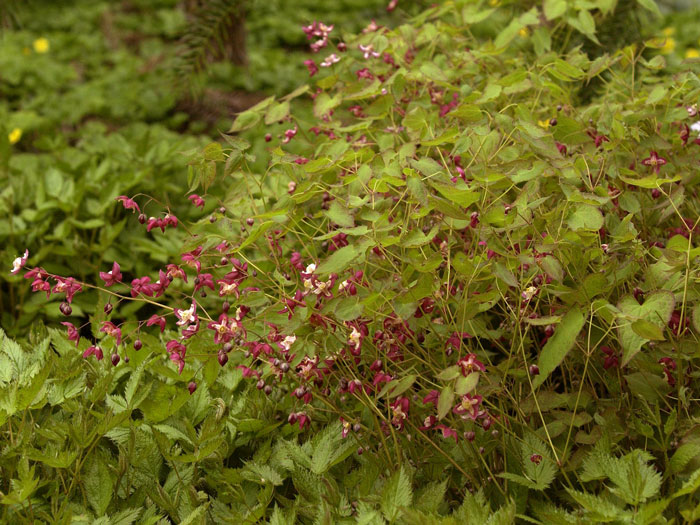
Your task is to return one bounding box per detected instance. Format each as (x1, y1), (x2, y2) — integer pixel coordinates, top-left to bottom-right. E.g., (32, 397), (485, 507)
(518, 27), (530, 38)
(8, 128), (22, 144)
(33, 38), (49, 53)
(538, 119), (551, 129)
(686, 48), (700, 59)
(660, 37), (676, 55)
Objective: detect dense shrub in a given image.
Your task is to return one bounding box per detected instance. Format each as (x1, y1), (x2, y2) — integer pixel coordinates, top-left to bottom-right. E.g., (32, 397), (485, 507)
(6, 0), (700, 523)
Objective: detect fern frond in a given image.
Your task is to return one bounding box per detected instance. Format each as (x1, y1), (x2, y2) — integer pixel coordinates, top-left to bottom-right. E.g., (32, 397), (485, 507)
(175, 0), (248, 94)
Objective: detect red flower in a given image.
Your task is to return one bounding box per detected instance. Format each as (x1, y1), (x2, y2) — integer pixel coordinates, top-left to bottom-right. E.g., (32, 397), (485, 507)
(82, 345), (103, 361)
(100, 321), (122, 346)
(99, 262), (122, 287)
(457, 353), (485, 376)
(52, 277), (82, 303)
(182, 246), (203, 273)
(642, 150), (667, 174)
(390, 397), (410, 430)
(188, 194), (205, 209)
(303, 59), (319, 77)
(453, 393), (484, 420)
(146, 314), (167, 332)
(436, 424), (459, 443)
(194, 273), (215, 292)
(115, 195), (140, 213)
(446, 331), (472, 354)
(62, 321), (80, 347)
(131, 276), (156, 297)
(422, 389), (439, 406)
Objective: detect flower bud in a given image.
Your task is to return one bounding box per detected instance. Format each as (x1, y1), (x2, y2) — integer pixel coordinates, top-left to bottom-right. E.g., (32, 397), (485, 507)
(111, 353), (120, 366)
(263, 385), (272, 395)
(529, 364), (540, 376)
(218, 351), (228, 367)
(280, 362), (290, 373)
(246, 218), (254, 226)
(104, 303), (113, 315)
(219, 207), (226, 214)
(133, 339), (142, 351)
(222, 342), (233, 353)
(256, 379), (265, 390)
(138, 213), (147, 224)
(222, 302), (230, 313)
(188, 381), (197, 395)
(59, 302), (72, 316)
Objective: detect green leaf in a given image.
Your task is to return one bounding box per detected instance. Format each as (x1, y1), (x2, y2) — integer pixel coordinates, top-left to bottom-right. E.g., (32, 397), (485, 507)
(316, 241), (370, 275)
(670, 443), (700, 474)
(617, 291), (675, 366)
(455, 373), (479, 396)
(533, 308), (585, 388)
(325, 201), (354, 228)
(84, 455), (113, 516)
(381, 467), (412, 522)
(636, 0), (662, 17)
(264, 101), (290, 125)
(437, 384), (454, 420)
(543, 0), (566, 20)
(631, 319), (665, 341)
(567, 204), (604, 231)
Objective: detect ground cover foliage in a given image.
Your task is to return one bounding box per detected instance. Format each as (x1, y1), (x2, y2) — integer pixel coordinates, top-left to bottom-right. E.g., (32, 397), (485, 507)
(4, 0), (700, 523)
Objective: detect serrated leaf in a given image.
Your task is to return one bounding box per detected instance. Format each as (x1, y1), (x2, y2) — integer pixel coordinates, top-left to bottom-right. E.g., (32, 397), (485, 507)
(617, 291), (675, 366)
(381, 467), (412, 522)
(671, 443), (700, 474)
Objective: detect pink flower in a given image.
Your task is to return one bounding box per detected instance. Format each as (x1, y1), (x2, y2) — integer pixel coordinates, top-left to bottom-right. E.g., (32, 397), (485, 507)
(304, 59), (319, 77)
(174, 302), (197, 327)
(52, 277), (82, 303)
(166, 264), (187, 282)
(99, 262), (122, 287)
(282, 126), (298, 144)
(390, 397), (410, 430)
(320, 53), (340, 67)
(182, 246), (203, 273)
(115, 196), (140, 213)
(100, 321), (122, 346)
(642, 150), (667, 174)
(188, 194), (205, 208)
(62, 321), (80, 346)
(446, 331), (472, 354)
(131, 276), (156, 297)
(422, 389), (439, 406)
(457, 353), (485, 376)
(436, 424), (459, 443)
(194, 273), (215, 292)
(10, 249), (28, 274)
(453, 393), (484, 420)
(356, 67), (373, 80)
(359, 44), (380, 59)
(83, 346), (104, 361)
(146, 314), (167, 332)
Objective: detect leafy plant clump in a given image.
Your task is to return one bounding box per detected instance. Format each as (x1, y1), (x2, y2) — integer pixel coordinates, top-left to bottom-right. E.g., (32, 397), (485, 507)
(7, 0), (700, 522)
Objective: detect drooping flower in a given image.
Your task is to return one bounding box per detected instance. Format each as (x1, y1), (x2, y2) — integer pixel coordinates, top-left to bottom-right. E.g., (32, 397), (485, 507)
(303, 59), (319, 77)
(115, 196), (140, 214)
(83, 346), (104, 360)
(52, 277), (82, 303)
(99, 262), (122, 287)
(146, 314), (167, 332)
(62, 321), (80, 347)
(100, 321), (122, 346)
(188, 194), (205, 208)
(10, 249), (28, 274)
(131, 276), (156, 297)
(359, 44), (380, 59)
(390, 397), (410, 430)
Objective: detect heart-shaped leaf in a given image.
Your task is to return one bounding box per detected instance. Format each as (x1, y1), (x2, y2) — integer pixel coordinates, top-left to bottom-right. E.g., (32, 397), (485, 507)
(617, 291), (675, 366)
